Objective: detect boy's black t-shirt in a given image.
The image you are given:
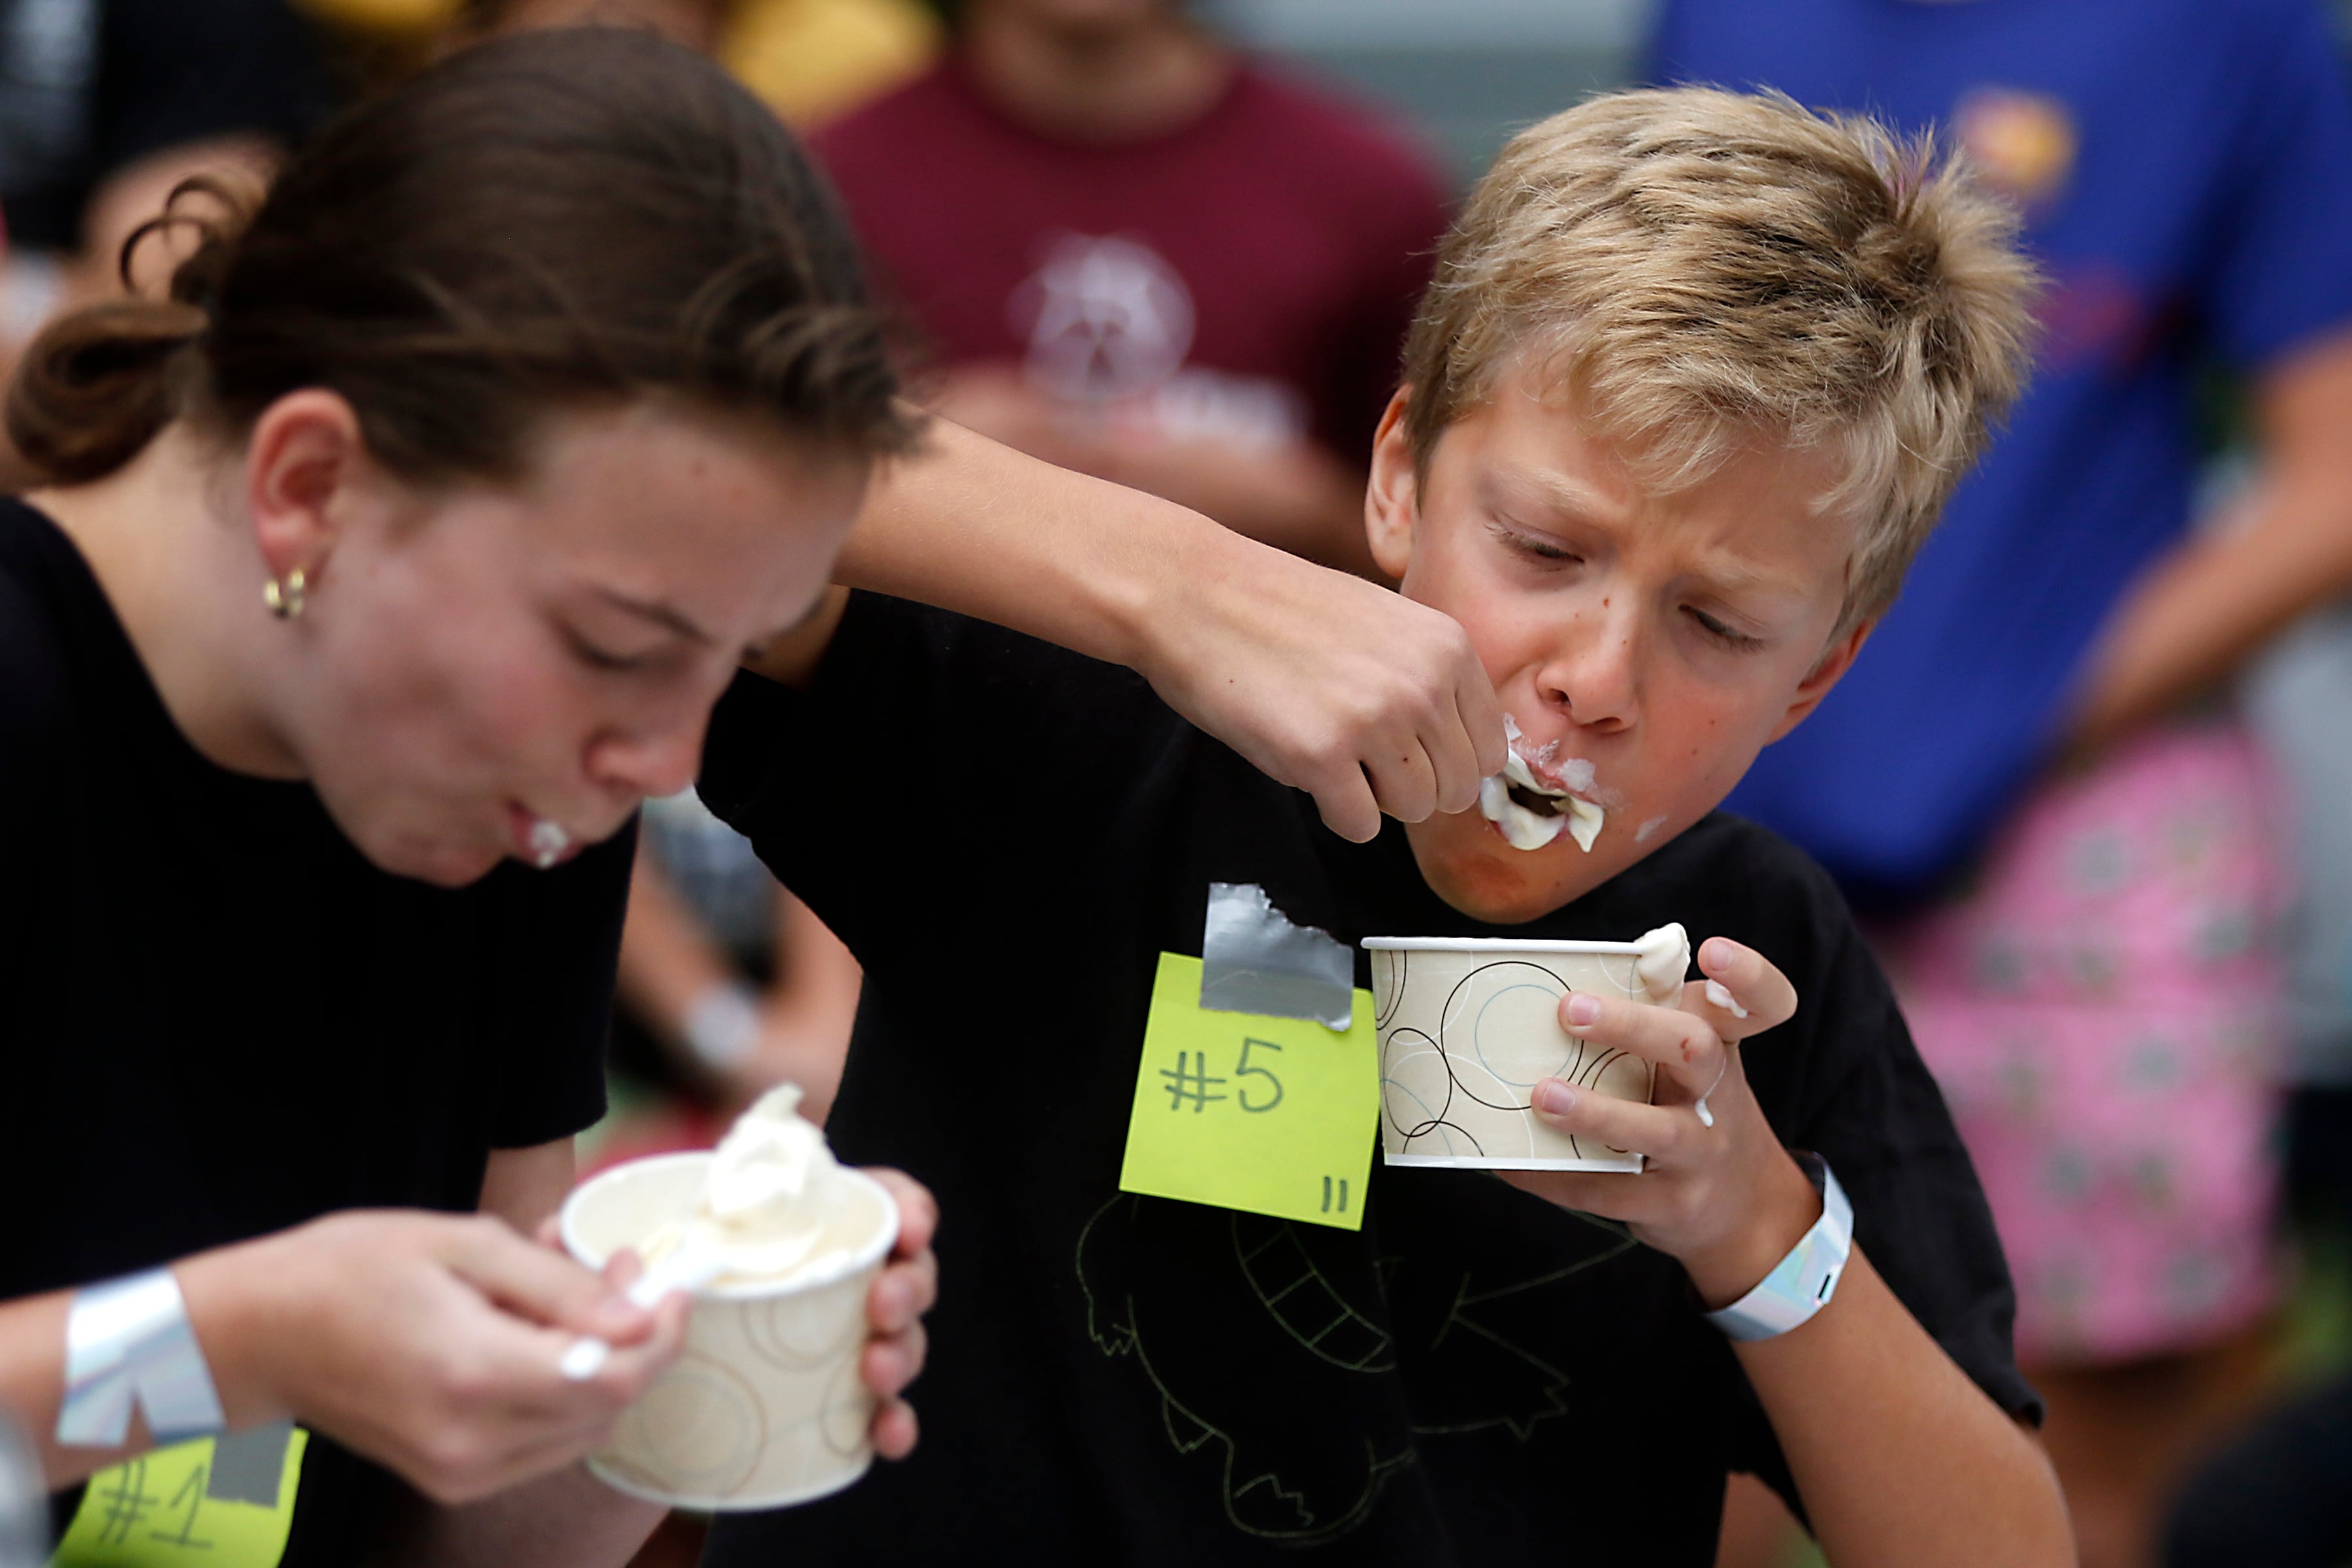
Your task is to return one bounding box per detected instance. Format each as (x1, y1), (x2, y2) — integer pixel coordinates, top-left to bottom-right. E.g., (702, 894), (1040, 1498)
(698, 593), (2039, 1568)
(0, 500), (627, 1561)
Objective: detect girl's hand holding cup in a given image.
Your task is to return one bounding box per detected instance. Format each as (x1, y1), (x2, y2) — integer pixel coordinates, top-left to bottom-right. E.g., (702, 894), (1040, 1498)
(1499, 937), (1827, 1309)
(858, 1168), (938, 1460)
(178, 1210), (689, 1505)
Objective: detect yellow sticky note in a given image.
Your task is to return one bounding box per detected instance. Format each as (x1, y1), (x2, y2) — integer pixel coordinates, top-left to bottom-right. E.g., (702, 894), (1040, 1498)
(56, 1426), (308, 1568)
(1119, 951), (1379, 1230)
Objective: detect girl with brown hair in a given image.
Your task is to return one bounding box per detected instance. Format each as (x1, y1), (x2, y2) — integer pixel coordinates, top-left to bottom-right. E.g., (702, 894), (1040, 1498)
(0, 24), (1499, 1566)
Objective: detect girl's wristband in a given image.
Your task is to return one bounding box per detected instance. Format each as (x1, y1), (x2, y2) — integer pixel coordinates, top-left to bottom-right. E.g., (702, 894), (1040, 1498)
(1703, 1153), (1852, 1343)
(57, 1268), (226, 1448)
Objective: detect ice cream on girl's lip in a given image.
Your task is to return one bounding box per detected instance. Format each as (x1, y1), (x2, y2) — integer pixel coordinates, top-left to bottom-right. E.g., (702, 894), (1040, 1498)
(1477, 714), (1607, 853)
(507, 803), (579, 869)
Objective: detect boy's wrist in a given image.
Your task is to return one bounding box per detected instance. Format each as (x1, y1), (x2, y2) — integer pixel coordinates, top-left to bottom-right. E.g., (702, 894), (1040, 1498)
(1678, 1150), (1825, 1311)
(1116, 496), (1259, 681)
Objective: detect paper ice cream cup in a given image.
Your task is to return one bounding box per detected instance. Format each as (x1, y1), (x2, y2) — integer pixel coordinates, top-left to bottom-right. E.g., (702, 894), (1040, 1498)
(1364, 936), (1678, 1171)
(560, 1151), (898, 1512)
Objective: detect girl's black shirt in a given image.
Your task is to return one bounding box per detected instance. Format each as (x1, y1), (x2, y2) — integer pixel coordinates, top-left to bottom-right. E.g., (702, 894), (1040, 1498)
(0, 500), (629, 1561)
(698, 592), (2040, 1568)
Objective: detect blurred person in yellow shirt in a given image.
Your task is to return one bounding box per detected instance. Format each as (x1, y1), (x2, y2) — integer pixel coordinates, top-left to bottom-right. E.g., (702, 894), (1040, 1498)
(292, 0), (936, 125)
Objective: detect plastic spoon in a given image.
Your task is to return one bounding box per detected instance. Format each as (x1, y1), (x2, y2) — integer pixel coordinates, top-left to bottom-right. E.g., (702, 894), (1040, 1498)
(558, 1233), (724, 1381)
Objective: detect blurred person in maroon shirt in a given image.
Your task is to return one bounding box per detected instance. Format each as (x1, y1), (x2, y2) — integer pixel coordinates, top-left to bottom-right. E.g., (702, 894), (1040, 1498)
(812, 0), (1450, 576)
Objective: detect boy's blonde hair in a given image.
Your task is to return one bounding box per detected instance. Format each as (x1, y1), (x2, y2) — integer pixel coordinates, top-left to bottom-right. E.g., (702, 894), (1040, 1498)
(1402, 88), (2038, 633)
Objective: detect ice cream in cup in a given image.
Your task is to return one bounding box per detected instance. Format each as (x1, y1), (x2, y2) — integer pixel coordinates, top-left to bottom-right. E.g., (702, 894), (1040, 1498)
(1362, 924), (1690, 1171)
(560, 1086), (899, 1511)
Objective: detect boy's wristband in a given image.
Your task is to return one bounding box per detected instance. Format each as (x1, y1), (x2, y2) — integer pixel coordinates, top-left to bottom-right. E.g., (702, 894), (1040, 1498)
(57, 1268), (227, 1447)
(1703, 1153), (1852, 1343)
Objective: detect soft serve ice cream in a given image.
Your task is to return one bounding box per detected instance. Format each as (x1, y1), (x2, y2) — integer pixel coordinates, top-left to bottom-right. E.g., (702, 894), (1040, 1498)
(1631, 922), (1690, 1004)
(638, 1085), (860, 1288)
(1478, 714), (1607, 853)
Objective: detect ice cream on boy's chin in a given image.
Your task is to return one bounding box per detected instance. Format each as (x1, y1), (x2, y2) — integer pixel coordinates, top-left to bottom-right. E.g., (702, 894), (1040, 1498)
(1478, 713), (1607, 854)
(638, 1085), (859, 1287)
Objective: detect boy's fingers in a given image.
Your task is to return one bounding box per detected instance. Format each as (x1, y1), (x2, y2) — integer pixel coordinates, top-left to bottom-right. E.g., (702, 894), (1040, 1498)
(1362, 740), (1439, 826)
(1452, 657), (1509, 781)
(1674, 979), (1770, 1045)
(1694, 938), (1798, 1033)
(1309, 765), (1383, 843)
(1426, 692), (1492, 817)
(1558, 990), (1725, 1098)
(1529, 1078), (1686, 1165)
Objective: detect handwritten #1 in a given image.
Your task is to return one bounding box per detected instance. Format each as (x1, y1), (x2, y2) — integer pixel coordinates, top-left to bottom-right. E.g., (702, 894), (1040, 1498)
(1119, 952), (1380, 1230)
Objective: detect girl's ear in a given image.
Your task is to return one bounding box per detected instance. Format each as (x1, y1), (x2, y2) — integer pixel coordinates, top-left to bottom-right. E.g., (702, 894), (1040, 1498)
(1365, 388), (1420, 581)
(244, 388), (371, 587)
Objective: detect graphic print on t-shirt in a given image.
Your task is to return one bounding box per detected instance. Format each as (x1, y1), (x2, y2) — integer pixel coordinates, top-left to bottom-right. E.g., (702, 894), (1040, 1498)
(1953, 87), (2076, 211)
(1076, 1194), (1640, 1545)
(1007, 233), (1311, 451)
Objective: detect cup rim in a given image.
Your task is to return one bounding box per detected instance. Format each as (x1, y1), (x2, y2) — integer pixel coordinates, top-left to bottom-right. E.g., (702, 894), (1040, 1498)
(559, 1150), (901, 1301)
(1360, 936), (1648, 954)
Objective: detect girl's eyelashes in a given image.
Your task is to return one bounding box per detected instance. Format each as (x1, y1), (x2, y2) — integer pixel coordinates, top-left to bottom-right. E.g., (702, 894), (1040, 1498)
(1685, 606), (1767, 651)
(563, 626), (657, 672)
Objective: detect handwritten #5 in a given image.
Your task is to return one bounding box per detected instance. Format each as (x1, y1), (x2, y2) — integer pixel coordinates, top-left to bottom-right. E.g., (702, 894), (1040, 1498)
(1119, 953), (1380, 1230)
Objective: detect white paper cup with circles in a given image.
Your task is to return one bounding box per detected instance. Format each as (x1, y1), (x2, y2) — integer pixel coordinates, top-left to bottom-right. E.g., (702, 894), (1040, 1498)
(1362, 930), (1687, 1171)
(560, 1152), (899, 1511)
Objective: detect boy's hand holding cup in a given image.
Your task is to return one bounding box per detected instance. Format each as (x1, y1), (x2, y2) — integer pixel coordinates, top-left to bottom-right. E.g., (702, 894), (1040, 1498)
(1501, 936), (1827, 1310)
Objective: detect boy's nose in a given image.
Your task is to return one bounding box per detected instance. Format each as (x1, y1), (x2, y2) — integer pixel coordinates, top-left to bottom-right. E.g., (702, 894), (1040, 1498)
(1537, 620), (1641, 732)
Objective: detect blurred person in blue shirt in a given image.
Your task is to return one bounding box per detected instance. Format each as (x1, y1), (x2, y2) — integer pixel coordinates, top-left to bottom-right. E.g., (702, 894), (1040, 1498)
(1650, 5), (2352, 1568)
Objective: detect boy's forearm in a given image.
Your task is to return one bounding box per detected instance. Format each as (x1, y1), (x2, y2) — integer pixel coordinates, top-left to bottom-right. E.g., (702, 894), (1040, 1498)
(835, 410), (1505, 845)
(841, 415), (1215, 672)
(1738, 1247), (2072, 1567)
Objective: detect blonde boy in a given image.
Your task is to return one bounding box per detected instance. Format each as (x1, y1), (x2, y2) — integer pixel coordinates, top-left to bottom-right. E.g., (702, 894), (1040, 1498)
(698, 88), (2069, 1567)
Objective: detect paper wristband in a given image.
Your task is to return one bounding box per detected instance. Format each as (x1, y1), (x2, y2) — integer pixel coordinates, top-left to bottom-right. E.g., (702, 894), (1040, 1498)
(57, 1269), (227, 1448)
(1703, 1156), (1853, 1343)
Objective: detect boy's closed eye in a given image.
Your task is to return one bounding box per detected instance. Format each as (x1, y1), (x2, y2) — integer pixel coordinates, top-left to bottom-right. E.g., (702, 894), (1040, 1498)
(1488, 519), (1586, 566)
(1684, 606), (1768, 651)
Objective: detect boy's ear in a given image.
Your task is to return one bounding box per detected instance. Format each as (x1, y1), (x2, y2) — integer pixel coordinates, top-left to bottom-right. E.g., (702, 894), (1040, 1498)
(1364, 388), (1420, 581)
(1767, 618), (1876, 743)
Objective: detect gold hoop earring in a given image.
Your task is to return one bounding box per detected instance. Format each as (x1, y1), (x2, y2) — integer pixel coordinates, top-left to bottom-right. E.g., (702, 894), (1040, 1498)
(263, 567), (306, 621)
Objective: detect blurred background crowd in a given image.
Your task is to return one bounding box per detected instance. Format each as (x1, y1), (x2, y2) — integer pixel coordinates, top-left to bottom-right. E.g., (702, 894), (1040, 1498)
(5, 2), (2352, 1565)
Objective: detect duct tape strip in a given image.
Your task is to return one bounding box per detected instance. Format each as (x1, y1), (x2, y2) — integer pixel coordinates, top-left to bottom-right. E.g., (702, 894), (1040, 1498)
(1198, 882), (1354, 1032)
(0, 1413), (41, 1568)
(57, 1268), (226, 1448)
